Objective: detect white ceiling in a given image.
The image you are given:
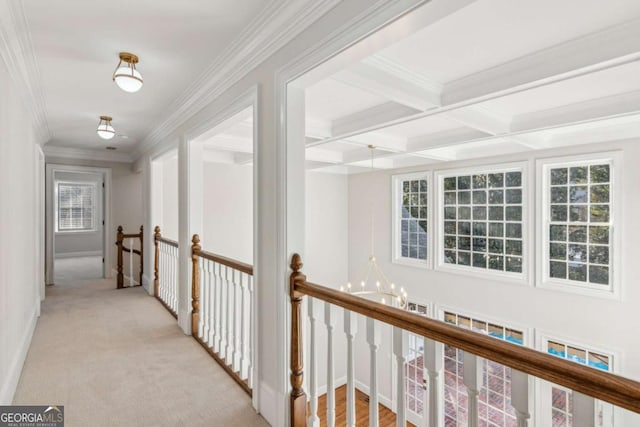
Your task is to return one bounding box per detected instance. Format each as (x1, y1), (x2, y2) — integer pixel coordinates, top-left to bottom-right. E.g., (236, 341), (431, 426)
(151, 0), (640, 173)
(25, 0), (270, 152)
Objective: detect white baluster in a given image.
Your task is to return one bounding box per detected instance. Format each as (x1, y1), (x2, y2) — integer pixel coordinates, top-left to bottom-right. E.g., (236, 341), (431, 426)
(573, 392), (596, 427)
(463, 352), (482, 427)
(161, 244), (166, 303)
(207, 260), (215, 345)
(239, 272), (247, 379)
(423, 337), (443, 427)
(247, 274), (254, 388)
(325, 302), (336, 427)
(128, 238), (133, 287)
(223, 265), (231, 360)
(307, 298), (319, 427)
(173, 246), (178, 313)
(232, 269), (239, 370)
(170, 246), (175, 311)
(344, 309), (357, 427)
(214, 262), (222, 353)
(393, 327), (407, 427)
(511, 369), (530, 427)
(202, 260), (209, 340)
(367, 318), (381, 427)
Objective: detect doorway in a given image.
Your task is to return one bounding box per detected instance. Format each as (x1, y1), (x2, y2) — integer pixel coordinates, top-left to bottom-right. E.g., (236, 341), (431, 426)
(45, 164), (112, 285)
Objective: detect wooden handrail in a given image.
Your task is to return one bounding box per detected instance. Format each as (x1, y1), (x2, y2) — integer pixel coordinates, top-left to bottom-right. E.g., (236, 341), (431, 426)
(156, 235), (179, 248)
(289, 254), (640, 423)
(116, 225), (143, 289)
(194, 248), (253, 275)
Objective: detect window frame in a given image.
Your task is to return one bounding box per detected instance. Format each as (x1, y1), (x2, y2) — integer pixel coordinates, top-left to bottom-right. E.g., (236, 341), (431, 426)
(391, 171), (432, 269)
(536, 152), (622, 299)
(434, 162), (530, 284)
(55, 181), (98, 233)
(535, 332), (617, 427)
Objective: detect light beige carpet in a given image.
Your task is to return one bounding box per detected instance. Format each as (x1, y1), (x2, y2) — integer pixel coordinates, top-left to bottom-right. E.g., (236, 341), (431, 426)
(54, 256), (103, 282)
(13, 276), (269, 427)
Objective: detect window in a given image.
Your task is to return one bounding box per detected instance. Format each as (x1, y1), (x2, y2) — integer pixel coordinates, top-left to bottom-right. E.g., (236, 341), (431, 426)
(443, 310), (524, 427)
(540, 337), (614, 426)
(393, 173), (429, 266)
(538, 153), (619, 296)
(437, 164), (526, 278)
(405, 302), (429, 421)
(57, 182), (96, 232)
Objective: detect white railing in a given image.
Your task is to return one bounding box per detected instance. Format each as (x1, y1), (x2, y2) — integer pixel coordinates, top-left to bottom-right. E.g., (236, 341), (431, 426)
(191, 234), (254, 395)
(153, 227), (179, 318)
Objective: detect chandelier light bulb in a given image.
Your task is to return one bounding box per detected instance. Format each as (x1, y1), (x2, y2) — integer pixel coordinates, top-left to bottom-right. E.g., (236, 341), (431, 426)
(113, 52), (143, 93)
(96, 116), (115, 140)
(361, 281), (365, 288)
(347, 282), (351, 290)
(382, 298), (386, 305)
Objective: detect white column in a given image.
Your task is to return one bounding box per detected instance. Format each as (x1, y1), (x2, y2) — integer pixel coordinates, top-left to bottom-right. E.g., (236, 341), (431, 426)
(463, 352), (482, 427)
(510, 370), (530, 427)
(423, 337), (443, 427)
(247, 274), (254, 388)
(573, 392), (596, 427)
(344, 309), (358, 427)
(367, 318), (381, 427)
(393, 327), (407, 427)
(307, 298), (320, 427)
(325, 302), (336, 427)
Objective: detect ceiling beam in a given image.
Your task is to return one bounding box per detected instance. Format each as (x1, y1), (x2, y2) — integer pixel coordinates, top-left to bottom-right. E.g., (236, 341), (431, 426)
(443, 19), (640, 106)
(331, 101), (420, 140)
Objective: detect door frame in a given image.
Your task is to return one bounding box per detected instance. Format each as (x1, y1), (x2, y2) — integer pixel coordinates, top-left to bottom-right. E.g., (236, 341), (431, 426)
(45, 163), (112, 284)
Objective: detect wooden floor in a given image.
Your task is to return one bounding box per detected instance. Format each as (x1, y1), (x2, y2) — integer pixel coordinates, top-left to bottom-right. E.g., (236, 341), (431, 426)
(314, 385), (415, 427)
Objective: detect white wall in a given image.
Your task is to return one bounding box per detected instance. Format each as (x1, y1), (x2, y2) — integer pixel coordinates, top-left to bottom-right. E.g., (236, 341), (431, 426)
(201, 161), (253, 263)
(348, 141), (640, 424)
(0, 58), (41, 404)
(54, 171), (103, 256)
(160, 155), (179, 240)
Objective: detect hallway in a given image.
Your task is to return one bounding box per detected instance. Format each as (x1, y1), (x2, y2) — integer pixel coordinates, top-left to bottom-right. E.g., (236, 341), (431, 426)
(12, 276), (268, 427)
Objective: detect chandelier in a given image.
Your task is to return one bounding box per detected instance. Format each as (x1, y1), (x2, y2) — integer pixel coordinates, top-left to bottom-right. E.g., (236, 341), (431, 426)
(96, 116), (115, 140)
(113, 52), (143, 93)
(341, 145), (408, 308)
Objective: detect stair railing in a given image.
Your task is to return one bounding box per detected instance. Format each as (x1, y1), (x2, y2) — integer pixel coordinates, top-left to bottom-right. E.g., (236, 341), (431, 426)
(288, 253), (640, 427)
(115, 225), (143, 289)
(153, 226), (179, 318)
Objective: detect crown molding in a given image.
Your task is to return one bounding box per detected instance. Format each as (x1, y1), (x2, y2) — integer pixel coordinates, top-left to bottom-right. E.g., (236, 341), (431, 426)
(131, 0), (341, 160)
(364, 53), (444, 95)
(43, 145), (133, 163)
(0, 0), (50, 144)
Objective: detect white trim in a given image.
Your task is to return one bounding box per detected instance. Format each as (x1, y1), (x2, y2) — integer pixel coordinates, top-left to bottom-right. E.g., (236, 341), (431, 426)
(535, 151), (622, 300)
(391, 171), (432, 269)
(0, 1), (50, 144)
(55, 250), (102, 259)
(434, 161), (531, 285)
(354, 380), (394, 413)
(43, 145), (133, 163)
(0, 304), (38, 404)
(45, 164), (112, 284)
(131, 0), (342, 160)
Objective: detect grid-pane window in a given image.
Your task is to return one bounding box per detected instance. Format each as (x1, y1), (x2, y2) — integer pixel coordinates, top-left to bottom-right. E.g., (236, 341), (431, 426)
(57, 183), (95, 231)
(443, 311), (523, 427)
(547, 163), (611, 286)
(442, 169), (524, 274)
(401, 179), (428, 260)
(405, 302), (429, 418)
(546, 340), (612, 426)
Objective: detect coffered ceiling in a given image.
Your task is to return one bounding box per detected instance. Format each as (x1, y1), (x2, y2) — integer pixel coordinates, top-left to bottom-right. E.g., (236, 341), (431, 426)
(199, 0), (640, 174)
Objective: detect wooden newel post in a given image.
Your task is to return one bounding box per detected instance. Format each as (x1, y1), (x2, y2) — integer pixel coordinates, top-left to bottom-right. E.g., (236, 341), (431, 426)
(139, 225), (144, 286)
(290, 253), (307, 427)
(191, 234), (201, 337)
(117, 225), (124, 289)
(154, 226), (161, 297)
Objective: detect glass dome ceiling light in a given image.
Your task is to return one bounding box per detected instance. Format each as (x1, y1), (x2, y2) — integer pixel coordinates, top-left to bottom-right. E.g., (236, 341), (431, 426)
(113, 52), (143, 93)
(97, 116), (115, 140)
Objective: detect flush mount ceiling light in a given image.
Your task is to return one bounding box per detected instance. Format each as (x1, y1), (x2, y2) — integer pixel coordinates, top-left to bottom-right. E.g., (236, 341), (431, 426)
(97, 116), (115, 140)
(113, 52), (143, 93)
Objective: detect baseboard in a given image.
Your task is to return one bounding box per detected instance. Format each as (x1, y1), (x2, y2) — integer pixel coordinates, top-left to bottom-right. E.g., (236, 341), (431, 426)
(0, 305), (38, 404)
(355, 379), (394, 412)
(314, 375), (347, 397)
(142, 274), (153, 295)
(55, 250), (102, 259)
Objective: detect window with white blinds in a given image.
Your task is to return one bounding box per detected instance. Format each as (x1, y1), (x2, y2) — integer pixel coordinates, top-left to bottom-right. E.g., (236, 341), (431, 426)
(57, 182), (96, 231)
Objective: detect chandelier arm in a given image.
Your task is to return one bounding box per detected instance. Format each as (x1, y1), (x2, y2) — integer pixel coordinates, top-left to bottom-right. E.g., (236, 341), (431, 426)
(112, 59), (123, 81)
